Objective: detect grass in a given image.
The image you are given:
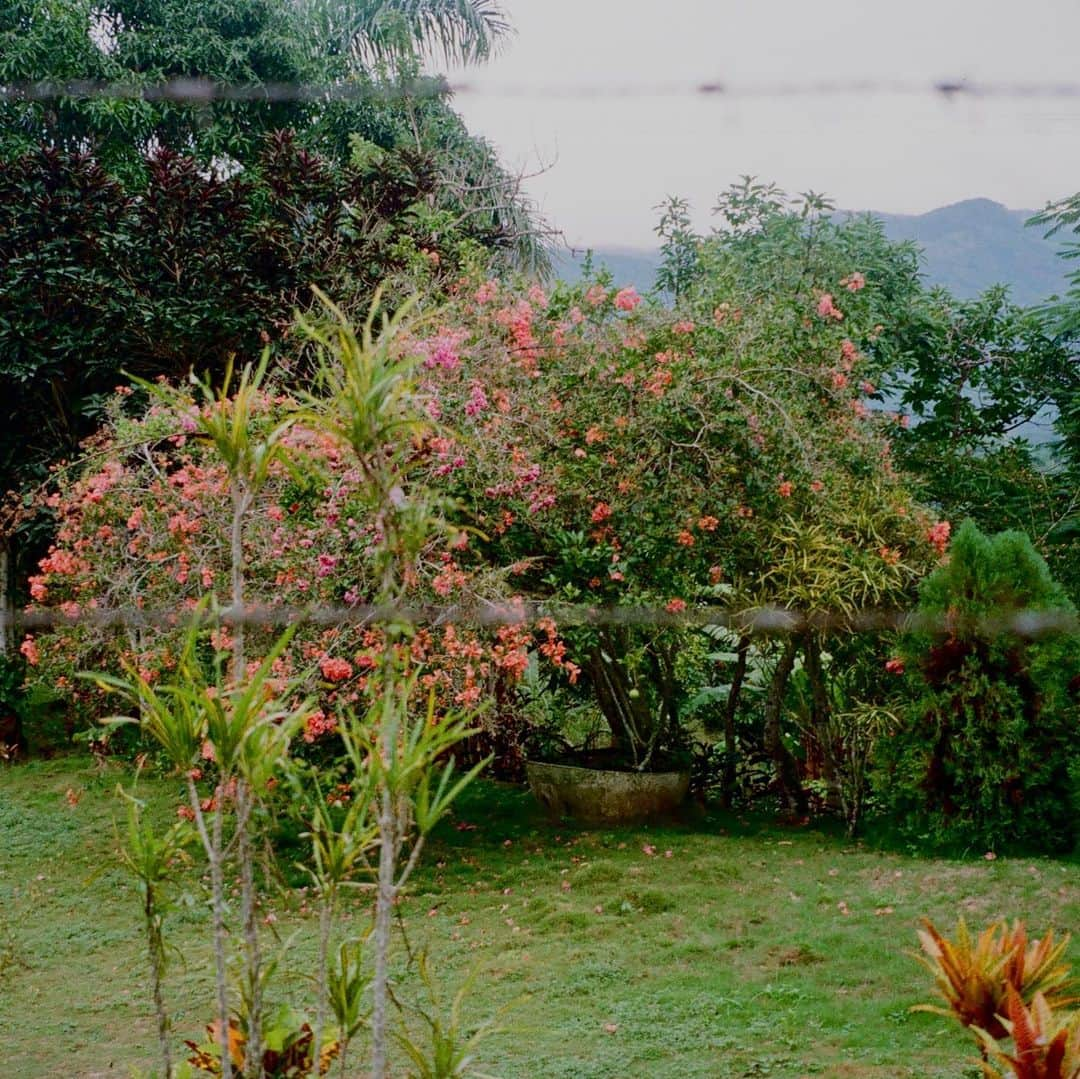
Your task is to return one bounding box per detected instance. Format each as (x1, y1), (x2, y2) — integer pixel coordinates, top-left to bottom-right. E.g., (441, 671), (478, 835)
(2, 756), (1079, 1078)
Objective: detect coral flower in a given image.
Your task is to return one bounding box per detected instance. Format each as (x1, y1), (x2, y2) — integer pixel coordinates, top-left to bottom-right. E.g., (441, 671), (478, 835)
(816, 294), (843, 321)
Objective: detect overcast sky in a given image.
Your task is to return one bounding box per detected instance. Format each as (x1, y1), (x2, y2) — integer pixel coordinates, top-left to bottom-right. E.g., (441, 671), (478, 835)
(445, 0), (1080, 249)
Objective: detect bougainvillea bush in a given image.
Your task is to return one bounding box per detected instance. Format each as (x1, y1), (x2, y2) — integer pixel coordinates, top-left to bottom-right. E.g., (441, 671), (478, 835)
(24, 266), (948, 797)
(19, 384), (550, 756)
(392, 270), (947, 786)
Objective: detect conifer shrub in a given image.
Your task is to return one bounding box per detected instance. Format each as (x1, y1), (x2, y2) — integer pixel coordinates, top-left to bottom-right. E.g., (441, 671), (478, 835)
(877, 521), (1080, 852)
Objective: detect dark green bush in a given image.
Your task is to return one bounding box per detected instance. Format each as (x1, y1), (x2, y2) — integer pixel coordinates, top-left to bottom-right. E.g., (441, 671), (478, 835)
(876, 521), (1080, 853)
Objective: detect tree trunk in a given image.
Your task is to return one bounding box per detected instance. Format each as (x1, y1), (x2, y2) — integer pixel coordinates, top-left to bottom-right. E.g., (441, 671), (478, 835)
(802, 632), (841, 812)
(722, 637), (750, 810)
(762, 638), (807, 815)
(1, 536), (12, 656)
(587, 634), (656, 765)
(370, 791), (397, 1079)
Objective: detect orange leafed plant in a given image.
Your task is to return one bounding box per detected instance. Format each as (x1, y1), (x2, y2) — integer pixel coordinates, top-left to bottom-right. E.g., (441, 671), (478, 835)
(186, 1016), (339, 1077)
(914, 918), (1076, 1039)
(978, 990), (1080, 1078)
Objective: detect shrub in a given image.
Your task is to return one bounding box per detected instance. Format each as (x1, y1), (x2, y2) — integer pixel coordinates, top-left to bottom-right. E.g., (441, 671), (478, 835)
(877, 521), (1080, 852)
(914, 918), (1076, 1039)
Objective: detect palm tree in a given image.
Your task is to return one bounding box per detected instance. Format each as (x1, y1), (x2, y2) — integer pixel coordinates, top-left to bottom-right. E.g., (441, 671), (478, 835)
(294, 0), (513, 73)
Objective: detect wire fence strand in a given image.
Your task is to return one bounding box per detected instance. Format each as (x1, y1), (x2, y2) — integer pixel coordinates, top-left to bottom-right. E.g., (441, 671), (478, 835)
(6, 601), (1079, 640)
(4, 77), (1080, 105)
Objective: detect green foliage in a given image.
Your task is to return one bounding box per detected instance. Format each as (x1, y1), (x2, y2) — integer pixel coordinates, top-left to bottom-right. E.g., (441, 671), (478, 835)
(394, 952), (517, 1079)
(877, 521), (1080, 852)
(888, 287), (1080, 597)
(0, 0), (510, 176)
(0, 134), (466, 498)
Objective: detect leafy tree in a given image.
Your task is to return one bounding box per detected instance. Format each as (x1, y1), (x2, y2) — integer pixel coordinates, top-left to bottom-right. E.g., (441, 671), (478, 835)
(876, 520), (1080, 853)
(0, 0), (537, 600)
(0, 133), (463, 496)
(650, 180), (938, 808)
(0, 0), (511, 175)
(888, 286), (1080, 597)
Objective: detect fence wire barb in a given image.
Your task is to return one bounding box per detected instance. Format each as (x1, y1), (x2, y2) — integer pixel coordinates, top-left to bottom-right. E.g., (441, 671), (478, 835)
(5, 602), (1079, 640)
(3, 77), (1080, 105)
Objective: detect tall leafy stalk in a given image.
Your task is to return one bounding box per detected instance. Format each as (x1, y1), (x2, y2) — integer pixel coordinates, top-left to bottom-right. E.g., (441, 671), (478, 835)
(94, 620), (309, 1079)
(140, 354), (297, 1075)
(114, 785), (193, 1078)
(301, 288), (487, 1077)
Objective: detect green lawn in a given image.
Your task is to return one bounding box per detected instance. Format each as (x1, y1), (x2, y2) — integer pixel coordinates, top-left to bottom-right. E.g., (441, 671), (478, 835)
(2, 757), (1078, 1078)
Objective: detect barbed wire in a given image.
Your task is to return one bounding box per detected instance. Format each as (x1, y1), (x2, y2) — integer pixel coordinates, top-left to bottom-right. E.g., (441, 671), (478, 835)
(5, 601), (1079, 640)
(3, 76), (1080, 105)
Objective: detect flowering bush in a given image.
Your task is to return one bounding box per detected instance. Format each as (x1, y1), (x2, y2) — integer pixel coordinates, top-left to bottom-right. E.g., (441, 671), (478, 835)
(20, 385), (543, 744)
(391, 269), (945, 771)
(25, 262), (948, 786)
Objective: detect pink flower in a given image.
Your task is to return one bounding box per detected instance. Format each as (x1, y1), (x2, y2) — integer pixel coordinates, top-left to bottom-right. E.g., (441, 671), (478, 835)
(831, 372), (849, 389)
(527, 284), (549, 308)
(303, 710), (338, 743)
(474, 280), (499, 304)
(816, 293), (843, 321)
(841, 271), (866, 292)
(584, 284), (608, 307)
(885, 657), (905, 675)
(590, 501), (612, 523)
(665, 598), (687, 614)
(464, 382), (489, 417)
(777, 480), (794, 498)
(614, 287), (641, 312)
(19, 636), (39, 666)
(927, 520), (951, 556)
(672, 319), (695, 335)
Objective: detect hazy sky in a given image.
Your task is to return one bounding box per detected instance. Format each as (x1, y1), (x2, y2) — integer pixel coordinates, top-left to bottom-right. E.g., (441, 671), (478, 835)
(446, 0), (1080, 248)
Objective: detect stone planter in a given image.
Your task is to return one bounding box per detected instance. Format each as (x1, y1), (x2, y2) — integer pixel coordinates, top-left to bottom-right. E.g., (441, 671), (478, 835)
(525, 760), (690, 824)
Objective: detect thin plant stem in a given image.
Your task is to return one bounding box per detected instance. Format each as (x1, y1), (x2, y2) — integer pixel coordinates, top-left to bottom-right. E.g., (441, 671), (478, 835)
(370, 787), (398, 1079)
(237, 781), (263, 1077)
(188, 775), (232, 1079)
(144, 885), (172, 1078)
(312, 888), (334, 1079)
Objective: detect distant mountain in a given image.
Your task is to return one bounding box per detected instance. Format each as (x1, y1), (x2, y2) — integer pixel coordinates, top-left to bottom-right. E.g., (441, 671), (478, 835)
(868, 199), (1069, 306)
(551, 247), (661, 296)
(552, 198), (1072, 307)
